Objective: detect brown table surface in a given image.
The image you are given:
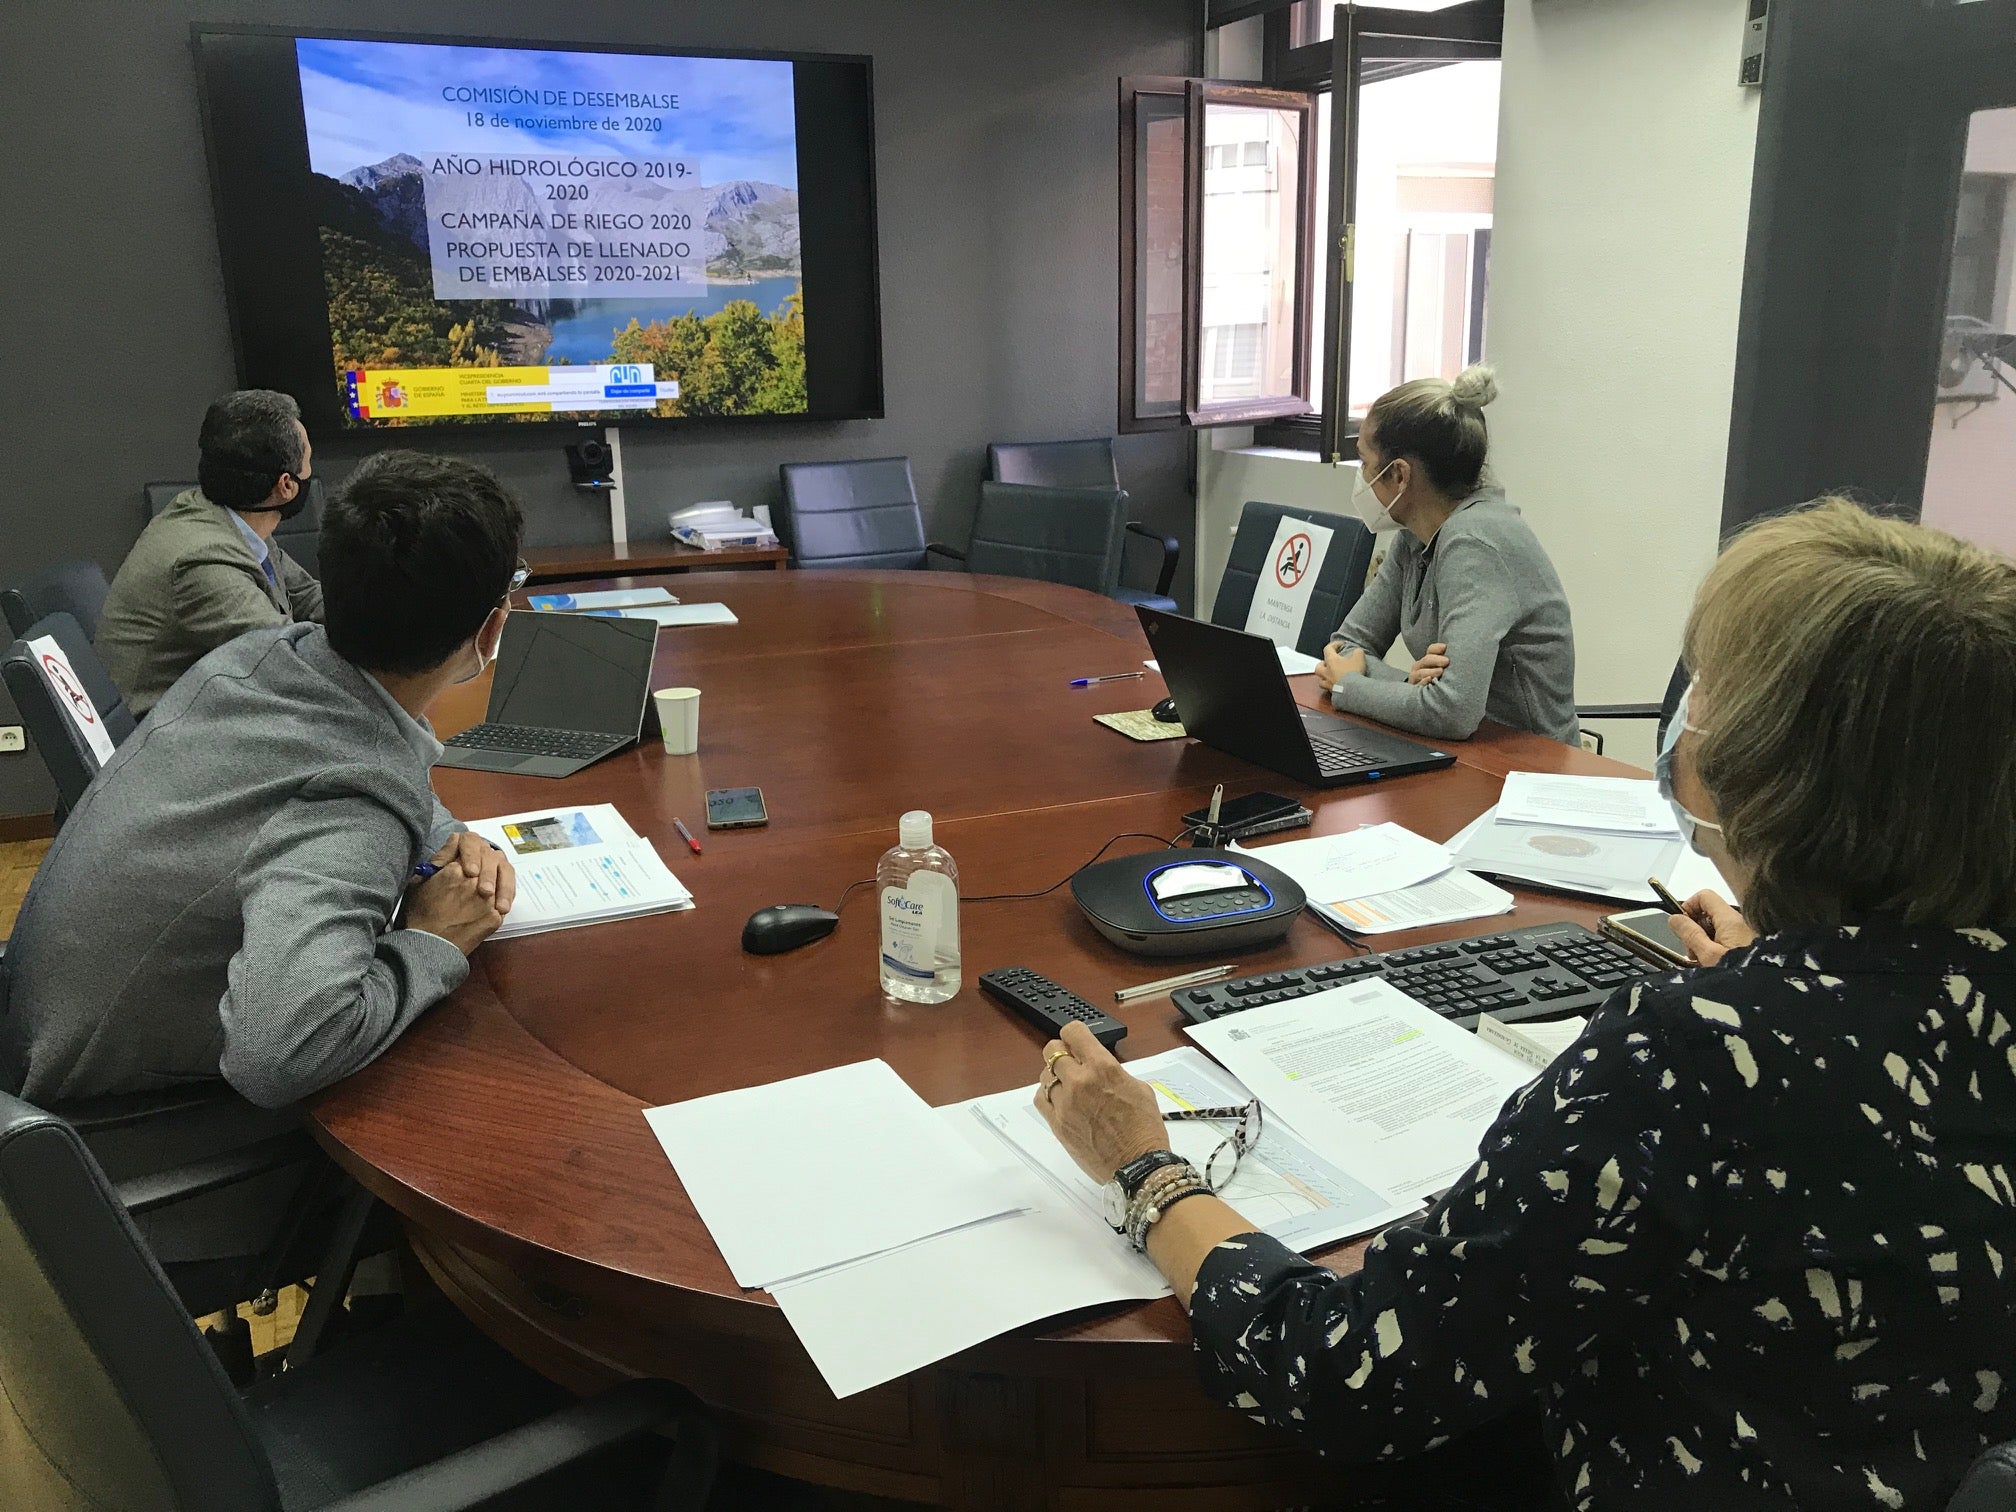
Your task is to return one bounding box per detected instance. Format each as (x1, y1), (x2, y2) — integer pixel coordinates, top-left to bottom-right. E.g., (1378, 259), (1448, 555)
(522, 538), (788, 583)
(309, 571), (1638, 1510)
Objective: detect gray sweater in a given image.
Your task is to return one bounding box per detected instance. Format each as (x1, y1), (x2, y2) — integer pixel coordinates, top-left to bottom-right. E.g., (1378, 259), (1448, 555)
(3, 623), (467, 1110)
(1330, 488), (1579, 745)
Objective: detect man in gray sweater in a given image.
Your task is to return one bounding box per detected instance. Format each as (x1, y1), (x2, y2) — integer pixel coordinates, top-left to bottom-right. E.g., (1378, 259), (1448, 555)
(3, 451), (524, 1113)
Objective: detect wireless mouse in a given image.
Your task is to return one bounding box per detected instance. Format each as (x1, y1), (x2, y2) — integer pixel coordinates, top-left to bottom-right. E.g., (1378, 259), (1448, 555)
(742, 903), (841, 955)
(1152, 697), (1181, 723)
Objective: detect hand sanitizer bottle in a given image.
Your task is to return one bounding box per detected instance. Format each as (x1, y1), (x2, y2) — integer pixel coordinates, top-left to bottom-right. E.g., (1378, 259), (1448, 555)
(878, 810), (961, 1003)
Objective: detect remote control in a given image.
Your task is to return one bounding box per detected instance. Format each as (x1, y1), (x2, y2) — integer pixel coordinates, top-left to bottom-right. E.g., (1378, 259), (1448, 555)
(979, 966), (1128, 1052)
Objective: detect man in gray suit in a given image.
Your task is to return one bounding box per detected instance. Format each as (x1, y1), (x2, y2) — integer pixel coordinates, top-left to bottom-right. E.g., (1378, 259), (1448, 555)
(5, 450), (523, 1115)
(97, 389), (327, 716)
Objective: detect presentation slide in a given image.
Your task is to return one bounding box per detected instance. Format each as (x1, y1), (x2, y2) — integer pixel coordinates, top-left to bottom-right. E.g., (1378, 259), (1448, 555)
(297, 39), (806, 423)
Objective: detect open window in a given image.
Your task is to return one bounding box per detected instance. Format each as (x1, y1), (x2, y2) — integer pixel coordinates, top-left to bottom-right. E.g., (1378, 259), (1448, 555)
(1120, 78), (1321, 431)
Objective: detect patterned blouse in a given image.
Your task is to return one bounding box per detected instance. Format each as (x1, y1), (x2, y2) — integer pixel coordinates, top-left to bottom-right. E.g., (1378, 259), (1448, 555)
(1189, 925), (2016, 1509)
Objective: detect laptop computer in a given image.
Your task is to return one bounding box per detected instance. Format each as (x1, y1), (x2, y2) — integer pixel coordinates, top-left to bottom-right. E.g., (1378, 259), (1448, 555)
(436, 611), (658, 778)
(1137, 608), (1456, 789)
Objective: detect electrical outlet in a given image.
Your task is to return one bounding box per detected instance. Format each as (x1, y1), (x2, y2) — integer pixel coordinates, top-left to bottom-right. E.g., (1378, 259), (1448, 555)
(0, 726), (23, 753)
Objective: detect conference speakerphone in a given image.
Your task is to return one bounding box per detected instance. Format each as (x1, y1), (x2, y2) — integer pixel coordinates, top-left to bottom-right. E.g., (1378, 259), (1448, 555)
(1171, 921), (1658, 1031)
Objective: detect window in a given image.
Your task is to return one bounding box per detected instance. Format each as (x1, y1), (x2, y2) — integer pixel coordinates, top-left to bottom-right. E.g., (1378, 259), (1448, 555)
(1120, 79), (1321, 430)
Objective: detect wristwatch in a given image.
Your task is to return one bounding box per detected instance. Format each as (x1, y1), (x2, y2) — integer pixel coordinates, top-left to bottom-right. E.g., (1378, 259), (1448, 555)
(1102, 1149), (1187, 1231)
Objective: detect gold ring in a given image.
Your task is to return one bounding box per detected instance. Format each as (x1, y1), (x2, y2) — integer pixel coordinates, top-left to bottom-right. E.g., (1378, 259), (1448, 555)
(1044, 1047), (1072, 1074)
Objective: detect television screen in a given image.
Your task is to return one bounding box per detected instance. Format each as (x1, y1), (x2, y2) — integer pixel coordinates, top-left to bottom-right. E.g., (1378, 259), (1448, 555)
(193, 28), (883, 430)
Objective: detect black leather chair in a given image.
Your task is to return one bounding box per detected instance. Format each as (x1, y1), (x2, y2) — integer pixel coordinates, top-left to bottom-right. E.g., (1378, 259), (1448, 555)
(967, 482), (1132, 597)
(146, 477), (326, 577)
(1949, 1441), (2016, 1511)
(1, 559), (111, 641)
(1210, 501), (1379, 657)
(1, 611), (135, 819)
(987, 438), (1181, 609)
(1576, 662), (1689, 756)
(0, 1088), (716, 1511)
(775, 457), (963, 571)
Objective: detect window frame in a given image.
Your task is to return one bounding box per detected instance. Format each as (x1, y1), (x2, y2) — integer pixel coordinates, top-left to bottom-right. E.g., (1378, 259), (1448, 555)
(1118, 75), (1192, 434)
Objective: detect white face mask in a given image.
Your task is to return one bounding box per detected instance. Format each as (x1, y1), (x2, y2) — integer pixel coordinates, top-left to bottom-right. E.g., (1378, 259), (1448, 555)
(1350, 459), (1403, 534)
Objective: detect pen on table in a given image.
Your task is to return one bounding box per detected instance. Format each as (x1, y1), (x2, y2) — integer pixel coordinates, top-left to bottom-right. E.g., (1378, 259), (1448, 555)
(1114, 964), (1237, 1003)
(1647, 876), (1685, 914)
(673, 817), (703, 856)
(1069, 671), (1147, 687)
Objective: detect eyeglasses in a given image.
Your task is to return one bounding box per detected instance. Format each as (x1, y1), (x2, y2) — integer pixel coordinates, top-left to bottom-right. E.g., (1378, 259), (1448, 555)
(1162, 1100), (1263, 1192)
(505, 558), (530, 596)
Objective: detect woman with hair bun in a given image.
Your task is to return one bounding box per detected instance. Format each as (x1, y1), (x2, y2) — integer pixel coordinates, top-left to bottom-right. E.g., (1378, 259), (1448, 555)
(1314, 365), (1580, 744)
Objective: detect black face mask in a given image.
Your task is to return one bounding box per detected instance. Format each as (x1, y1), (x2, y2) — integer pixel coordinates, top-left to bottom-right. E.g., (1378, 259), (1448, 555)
(239, 472), (314, 524)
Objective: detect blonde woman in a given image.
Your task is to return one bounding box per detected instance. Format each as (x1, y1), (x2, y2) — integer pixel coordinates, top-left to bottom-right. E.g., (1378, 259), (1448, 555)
(1037, 499), (2016, 1510)
(1315, 366), (1579, 744)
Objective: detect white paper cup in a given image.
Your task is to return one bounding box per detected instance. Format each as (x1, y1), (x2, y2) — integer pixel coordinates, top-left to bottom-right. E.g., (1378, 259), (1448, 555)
(654, 687), (701, 755)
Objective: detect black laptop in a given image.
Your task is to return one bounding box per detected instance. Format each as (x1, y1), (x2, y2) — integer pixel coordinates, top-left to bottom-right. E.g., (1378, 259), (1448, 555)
(437, 611), (658, 778)
(1137, 608), (1456, 788)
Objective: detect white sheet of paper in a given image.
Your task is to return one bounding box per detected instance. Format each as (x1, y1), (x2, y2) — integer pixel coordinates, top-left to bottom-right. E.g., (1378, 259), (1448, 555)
(1451, 805), (1680, 903)
(1186, 981), (1529, 1206)
(1318, 869), (1515, 934)
(1144, 644), (1319, 677)
(767, 1107), (1165, 1399)
(1497, 772), (1680, 837)
(464, 805), (691, 938)
(1243, 515), (1336, 651)
(642, 1060), (1026, 1290)
(626, 602), (737, 627)
(527, 587), (677, 611)
(26, 636), (116, 764)
(1477, 1013), (1589, 1075)
(1236, 824), (1453, 906)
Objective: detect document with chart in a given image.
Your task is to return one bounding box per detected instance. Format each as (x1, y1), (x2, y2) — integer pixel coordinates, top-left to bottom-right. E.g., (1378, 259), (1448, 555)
(967, 1047), (1414, 1255)
(464, 803), (693, 937)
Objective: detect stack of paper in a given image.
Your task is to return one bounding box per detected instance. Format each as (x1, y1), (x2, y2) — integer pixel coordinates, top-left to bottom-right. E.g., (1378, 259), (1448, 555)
(527, 587), (678, 613)
(1450, 774), (1734, 905)
(1187, 979), (1532, 1207)
(619, 603), (739, 628)
(1477, 1013), (1588, 1074)
(763, 1048), (1414, 1399)
(464, 804), (693, 938)
(669, 502), (779, 552)
(1236, 823), (1515, 936)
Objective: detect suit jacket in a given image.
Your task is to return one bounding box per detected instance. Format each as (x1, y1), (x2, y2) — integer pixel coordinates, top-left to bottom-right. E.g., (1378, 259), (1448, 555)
(97, 488), (324, 716)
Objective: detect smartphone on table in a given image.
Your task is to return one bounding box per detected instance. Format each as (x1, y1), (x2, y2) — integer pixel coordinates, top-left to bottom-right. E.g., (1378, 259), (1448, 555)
(705, 786), (769, 830)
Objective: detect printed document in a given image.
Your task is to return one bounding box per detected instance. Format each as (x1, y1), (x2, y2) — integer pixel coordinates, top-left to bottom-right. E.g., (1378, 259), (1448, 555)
(1497, 773), (1680, 837)
(1319, 869), (1515, 935)
(643, 1059), (1027, 1291)
(1187, 981), (1530, 1206)
(464, 804), (692, 937)
(1236, 824), (1454, 906)
(526, 587), (677, 612)
(1451, 805), (1682, 903)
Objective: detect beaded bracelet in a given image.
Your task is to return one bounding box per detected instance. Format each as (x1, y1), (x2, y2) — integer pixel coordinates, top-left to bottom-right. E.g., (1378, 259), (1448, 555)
(1125, 1163), (1211, 1251)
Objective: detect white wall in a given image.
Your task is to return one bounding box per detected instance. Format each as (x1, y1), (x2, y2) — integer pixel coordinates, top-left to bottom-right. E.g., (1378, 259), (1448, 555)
(1487, 0), (1760, 765)
(1195, 0), (1762, 768)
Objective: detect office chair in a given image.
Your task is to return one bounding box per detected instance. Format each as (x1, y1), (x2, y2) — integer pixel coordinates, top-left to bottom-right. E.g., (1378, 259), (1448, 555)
(987, 438), (1181, 609)
(776, 457), (964, 571)
(146, 477), (326, 577)
(965, 482), (1132, 598)
(0, 1088), (717, 1512)
(1, 558), (111, 641)
(1, 611), (135, 820)
(1575, 663), (1688, 756)
(1950, 1441), (2016, 1512)
(1210, 501), (1379, 658)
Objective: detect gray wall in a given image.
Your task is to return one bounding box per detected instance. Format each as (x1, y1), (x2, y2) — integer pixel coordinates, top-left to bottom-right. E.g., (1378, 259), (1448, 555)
(0, 0), (1198, 820)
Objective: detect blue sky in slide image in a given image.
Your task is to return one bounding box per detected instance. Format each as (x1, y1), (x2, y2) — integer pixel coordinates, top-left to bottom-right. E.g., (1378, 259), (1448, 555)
(296, 38), (799, 189)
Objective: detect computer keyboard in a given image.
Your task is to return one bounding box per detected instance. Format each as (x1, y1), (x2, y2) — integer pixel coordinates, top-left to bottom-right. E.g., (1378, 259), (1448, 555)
(1171, 921), (1658, 1030)
(1309, 736), (1384, 774)
(443, 723), (619, 759)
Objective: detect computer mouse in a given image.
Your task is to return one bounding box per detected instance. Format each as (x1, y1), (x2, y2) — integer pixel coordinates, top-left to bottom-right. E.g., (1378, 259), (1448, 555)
(1152, 697), (1181, 723)
(742, 903), (841, 955)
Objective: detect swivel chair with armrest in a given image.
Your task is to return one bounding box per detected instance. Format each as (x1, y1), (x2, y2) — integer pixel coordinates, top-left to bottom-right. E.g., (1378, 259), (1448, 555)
(1209, 501), (1378, 657)
(0, 1087), (717, 1512)
(1574, 662), (1689, 757)
(987, 438), (1181, 610)
(1, 559), (112, 641)
(775, 457), (964, 571)
(964, 482), (1132, 598)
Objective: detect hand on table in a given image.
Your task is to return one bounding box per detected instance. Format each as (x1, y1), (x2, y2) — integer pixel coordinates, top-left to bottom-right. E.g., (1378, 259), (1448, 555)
(1409, 643), (1450, 686)
(1315, 643), (1367, 694)
(405, 836), (516, 956)
(1669, 889), (1755, 968)
(1034, 1021), (1166, 1184)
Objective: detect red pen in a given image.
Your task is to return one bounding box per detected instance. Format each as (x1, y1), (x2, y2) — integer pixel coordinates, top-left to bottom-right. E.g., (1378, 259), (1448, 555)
(673, 817), (702, 855)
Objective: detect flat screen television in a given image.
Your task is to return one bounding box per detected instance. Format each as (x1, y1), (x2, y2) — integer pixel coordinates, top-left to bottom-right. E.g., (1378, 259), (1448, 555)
(192, 27), (883, 431)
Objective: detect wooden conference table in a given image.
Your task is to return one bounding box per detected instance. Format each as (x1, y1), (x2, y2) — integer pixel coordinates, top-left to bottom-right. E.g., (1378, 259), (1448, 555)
(309, 571), (1637, 1511)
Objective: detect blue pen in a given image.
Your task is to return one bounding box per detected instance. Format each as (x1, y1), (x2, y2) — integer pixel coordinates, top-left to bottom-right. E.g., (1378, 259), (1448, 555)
(413, 862), (441, 880)
(1070, 671), (1147, 687)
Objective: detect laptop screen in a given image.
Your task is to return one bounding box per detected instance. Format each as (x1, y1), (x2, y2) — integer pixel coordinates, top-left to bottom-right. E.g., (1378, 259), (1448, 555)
(486, 612), (656, 736)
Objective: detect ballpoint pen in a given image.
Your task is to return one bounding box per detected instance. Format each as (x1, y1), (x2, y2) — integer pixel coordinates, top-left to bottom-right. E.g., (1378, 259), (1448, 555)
(1647, 877), (1684, 914)
(673, 817), (703, 855)
(1069, 671), (1148, 687)
(1114, 965), (1238, 1003)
